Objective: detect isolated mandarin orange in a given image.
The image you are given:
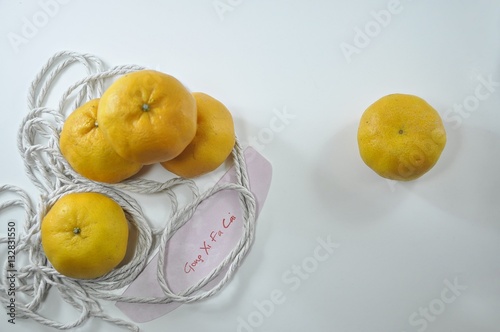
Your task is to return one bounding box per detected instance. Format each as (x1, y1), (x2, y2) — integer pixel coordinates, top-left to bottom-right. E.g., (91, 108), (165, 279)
(357, 94), (446, 181)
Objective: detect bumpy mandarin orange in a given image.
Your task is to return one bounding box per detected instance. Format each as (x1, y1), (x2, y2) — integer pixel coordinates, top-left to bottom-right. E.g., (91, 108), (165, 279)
(357, 94), (446, 181)
(41, 192), (129, 279)
(97, 70), (197, 164)
(59, 99), (142, 183)
(161, 92), (235, 178)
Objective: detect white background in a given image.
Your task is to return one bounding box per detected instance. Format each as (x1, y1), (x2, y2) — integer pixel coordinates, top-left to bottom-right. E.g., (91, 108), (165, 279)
(1, 1), (500, 331)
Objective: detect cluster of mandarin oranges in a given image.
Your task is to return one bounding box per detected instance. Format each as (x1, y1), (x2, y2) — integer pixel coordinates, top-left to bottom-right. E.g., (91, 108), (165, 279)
(42, 70), (237, 280)
(60, 70), (236, 183)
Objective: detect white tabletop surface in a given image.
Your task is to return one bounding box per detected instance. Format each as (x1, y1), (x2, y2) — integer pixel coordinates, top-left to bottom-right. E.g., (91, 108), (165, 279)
(1, 1), (499, 331)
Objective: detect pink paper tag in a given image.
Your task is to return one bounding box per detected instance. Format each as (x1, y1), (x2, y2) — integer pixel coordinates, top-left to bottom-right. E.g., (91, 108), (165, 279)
(115, 147), (272, 322)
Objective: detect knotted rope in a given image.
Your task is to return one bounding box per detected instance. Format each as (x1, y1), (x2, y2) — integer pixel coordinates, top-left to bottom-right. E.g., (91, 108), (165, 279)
(0, 51), (257, 331)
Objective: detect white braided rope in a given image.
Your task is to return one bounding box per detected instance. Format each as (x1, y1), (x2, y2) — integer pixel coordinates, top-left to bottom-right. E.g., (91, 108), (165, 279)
(0, 51), (257, 331)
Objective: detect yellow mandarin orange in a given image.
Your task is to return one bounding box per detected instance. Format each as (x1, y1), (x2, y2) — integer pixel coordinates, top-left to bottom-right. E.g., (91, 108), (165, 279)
(161, 92), (235, 178)
(357, 93), (446, 181)
(97, 70), (197, 164)
(41, 192), (129, 279)
(59, 99), (143, 183)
